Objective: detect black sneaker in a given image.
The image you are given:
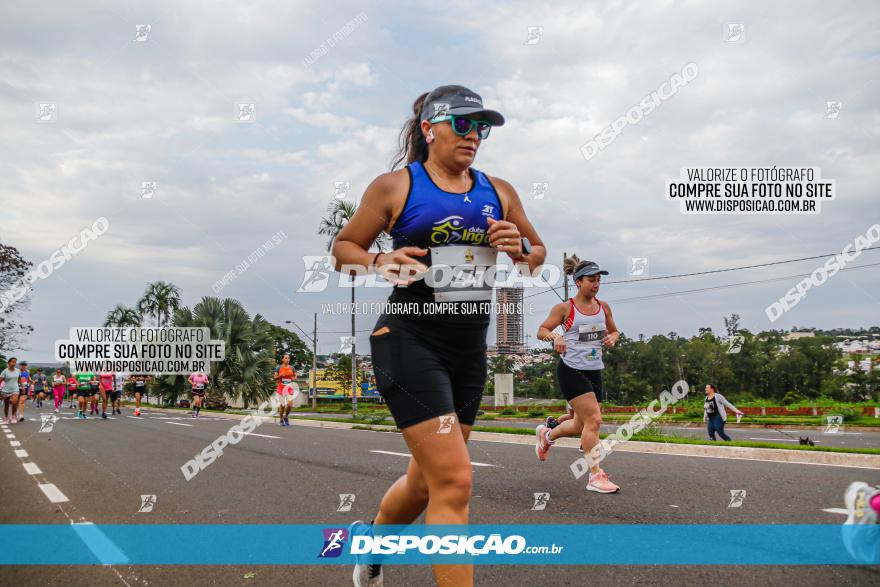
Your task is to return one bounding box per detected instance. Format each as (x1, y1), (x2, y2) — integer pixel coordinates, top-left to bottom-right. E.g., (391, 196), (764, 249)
(102, 412), (107, 419)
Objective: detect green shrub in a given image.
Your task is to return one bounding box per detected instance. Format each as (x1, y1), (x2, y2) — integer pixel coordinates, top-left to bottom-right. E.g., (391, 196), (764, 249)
(499, 407), (516, 416)
(782, 391), (807, 406)
(527, 408), (546, 417)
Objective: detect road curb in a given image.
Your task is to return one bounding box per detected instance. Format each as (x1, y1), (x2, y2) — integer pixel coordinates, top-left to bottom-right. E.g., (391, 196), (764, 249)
(144, 407), (880, 469)
(469, 431), (880, 469)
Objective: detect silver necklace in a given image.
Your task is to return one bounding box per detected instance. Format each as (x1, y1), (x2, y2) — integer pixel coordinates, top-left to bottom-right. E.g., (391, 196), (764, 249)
(426, 162), (472, 203)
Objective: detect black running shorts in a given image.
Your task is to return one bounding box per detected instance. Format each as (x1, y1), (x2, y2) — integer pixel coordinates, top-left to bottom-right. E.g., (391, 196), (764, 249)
(556, 359), (604, 402)
(369, 314), (488, 430)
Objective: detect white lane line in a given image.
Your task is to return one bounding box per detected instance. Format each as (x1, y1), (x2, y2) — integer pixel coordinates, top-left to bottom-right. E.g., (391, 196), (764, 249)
(244, 432), (282, 439)
(822, 507), (848, 515)
(126, 416), (141, 420)
(71, 522), (129, 564)
(369, 449), (497, 467)
(5, 434), (14, 439)
(14, 449), (28, 458)
(38, 483), (69, 503)
(23, 462), (43, 475)
(165, 422), (192, 427)
(823, 432), (862, 435)
(10, 440), (21, 447)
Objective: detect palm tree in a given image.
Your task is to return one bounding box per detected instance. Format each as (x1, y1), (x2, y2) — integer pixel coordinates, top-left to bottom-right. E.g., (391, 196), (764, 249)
(103, 305), (141, 327)
(318, 199), (388, 418)
(155, 297), (275, 409)
(137, 281), (182, 327)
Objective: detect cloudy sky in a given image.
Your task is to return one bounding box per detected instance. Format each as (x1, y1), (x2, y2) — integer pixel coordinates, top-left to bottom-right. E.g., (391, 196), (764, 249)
(1, 0), (878, 362)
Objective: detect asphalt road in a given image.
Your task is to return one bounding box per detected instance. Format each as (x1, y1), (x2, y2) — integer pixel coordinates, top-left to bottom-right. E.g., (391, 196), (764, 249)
(295, 411), (880, 449)
(2, 407), (879, 586)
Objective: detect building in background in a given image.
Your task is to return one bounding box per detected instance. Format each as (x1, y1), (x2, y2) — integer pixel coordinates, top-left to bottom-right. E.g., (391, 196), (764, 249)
(495, 286), (525, 354)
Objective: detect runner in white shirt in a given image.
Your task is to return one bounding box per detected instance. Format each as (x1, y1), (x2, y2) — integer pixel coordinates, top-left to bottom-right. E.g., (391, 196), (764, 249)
(535, 257), (621, 494)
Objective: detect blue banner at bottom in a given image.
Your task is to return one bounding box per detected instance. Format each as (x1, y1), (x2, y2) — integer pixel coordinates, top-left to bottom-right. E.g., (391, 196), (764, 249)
(0, 524), (877, 565)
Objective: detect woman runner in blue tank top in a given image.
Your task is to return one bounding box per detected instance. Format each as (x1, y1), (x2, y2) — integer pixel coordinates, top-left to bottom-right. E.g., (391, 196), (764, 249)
(332, 85), (546, 587)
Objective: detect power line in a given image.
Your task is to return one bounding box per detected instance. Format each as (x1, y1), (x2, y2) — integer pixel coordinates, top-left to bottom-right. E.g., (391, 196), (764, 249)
(523, 246), (880, 299)
(604, 262), (880, 304)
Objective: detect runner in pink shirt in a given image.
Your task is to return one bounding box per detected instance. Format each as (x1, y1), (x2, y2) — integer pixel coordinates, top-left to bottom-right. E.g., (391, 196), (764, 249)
(98, 371), (114, 420)
(188, 371), (209, 418)
(51, 369), (66, 412)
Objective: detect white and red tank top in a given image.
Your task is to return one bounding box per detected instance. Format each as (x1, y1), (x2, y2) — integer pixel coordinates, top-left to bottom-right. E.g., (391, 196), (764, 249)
(561, 297), (606, 370)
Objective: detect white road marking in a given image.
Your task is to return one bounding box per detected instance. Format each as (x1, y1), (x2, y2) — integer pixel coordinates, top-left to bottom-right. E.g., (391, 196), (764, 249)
(10, 440), (21, 447)
(39, 483), (69, 503)
(23, 462), (42, 475)
(822, 507), (848, 515)
(165, 422), (192, 427)
(127, 416), (141, 419)
(5, 434), (14, 439)
(71, 522), (129, 564)
(823, 432), (862, 435)
(14, 449), (28, 458)
(244, 432), (282, 439)
(369, 449), (497, 467)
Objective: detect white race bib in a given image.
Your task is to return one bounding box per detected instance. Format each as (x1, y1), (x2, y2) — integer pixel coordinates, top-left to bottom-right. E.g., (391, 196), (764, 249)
(428, 246), (498, 302)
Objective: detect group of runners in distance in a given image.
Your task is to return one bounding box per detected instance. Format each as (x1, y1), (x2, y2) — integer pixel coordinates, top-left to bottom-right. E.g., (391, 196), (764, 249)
(1, 354), (300, 425)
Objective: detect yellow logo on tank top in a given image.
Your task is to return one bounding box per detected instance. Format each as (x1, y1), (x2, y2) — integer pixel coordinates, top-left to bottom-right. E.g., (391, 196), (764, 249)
(431, 215), (489, 245)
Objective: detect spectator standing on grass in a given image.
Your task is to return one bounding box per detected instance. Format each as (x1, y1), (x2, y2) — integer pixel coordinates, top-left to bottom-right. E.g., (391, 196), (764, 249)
(703, 384), (743, 441)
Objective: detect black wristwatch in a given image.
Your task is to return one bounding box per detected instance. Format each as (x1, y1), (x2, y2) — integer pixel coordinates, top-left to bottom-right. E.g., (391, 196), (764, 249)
(520, 237), (533, 256)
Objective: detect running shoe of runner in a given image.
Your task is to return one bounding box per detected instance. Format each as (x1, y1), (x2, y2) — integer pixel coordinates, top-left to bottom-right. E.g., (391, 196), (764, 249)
(536, 256), (620, 493)
(350, 520), (383, 587)
(843, 481), (880, 564)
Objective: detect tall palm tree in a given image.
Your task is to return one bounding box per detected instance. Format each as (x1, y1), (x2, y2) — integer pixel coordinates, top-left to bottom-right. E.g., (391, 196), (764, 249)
(137, 281), (182, 328)
(156, 297), (275, 409)
(317, 199), (388, 417)
(103, 305), (141, 327)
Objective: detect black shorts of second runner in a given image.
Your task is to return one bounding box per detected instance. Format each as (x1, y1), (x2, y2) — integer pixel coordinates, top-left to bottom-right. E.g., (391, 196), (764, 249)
(76, 389), (90, 398)
(191, 390), (205, 397)
(369, 314), (488, 430)
(109, 391), (119, 402)
(556, 359), (605, 402)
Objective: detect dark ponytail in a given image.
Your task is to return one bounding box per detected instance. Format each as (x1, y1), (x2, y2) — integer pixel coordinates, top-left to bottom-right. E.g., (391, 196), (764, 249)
(390, 84), (471, 170)
(563, 254), (589, 279)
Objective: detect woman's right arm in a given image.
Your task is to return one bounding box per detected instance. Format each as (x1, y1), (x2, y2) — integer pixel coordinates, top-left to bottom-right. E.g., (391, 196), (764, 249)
(331, 172), (428, 284)
(537, 303), (568, 355)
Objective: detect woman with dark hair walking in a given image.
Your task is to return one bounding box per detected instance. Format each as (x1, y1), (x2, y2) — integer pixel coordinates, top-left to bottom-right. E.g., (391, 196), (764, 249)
(331, 85), (545, 587)
(703, 384), (743, 441)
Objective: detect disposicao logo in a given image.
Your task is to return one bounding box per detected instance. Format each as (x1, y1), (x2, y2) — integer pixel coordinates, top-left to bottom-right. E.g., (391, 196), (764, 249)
(319, 528), (348, 558)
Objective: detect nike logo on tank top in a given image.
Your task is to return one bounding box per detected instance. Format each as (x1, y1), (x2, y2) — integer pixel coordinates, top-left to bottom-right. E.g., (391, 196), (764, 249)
(561, 298), (606, 370)
(386, 161), (503, 326)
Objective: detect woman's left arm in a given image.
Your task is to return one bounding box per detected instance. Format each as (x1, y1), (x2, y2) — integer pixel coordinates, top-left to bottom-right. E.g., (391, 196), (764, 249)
(720, 394), (742, 414)
(601, 301), (620, 347)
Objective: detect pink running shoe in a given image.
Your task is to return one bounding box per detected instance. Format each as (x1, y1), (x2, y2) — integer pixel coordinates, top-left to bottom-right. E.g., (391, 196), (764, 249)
(587, 469), (620, 494)
(534, 424), (553, 461)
